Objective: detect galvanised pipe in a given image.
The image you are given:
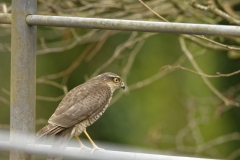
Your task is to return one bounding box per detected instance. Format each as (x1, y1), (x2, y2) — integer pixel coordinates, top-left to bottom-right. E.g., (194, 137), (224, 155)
(10, 0), (36, 159)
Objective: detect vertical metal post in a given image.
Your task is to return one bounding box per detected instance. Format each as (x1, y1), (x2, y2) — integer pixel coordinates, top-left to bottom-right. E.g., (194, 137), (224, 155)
(10, 0), (36, 159)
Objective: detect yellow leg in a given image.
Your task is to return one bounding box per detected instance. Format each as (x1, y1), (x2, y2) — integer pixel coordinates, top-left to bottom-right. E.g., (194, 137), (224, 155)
(75, 135), (91, 150)
(83, 130), (104, 152)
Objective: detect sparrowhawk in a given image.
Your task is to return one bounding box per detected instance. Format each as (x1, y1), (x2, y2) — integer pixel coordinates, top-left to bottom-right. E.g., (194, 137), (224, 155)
(34, 72), (125, 159)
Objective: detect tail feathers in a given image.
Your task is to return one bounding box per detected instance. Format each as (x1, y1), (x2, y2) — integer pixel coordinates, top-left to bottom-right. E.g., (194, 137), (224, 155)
(47, 126), (74, 160)
(34, 124), (65, 144)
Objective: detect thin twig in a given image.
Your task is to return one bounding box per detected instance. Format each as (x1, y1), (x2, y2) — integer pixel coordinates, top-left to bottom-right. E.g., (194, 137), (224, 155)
(38, 42), (93, 80)
(90, 32), (155, 78)
(162, 65), (240, 78)
(86, 30), (113, 62)
(179, 37), (239, 107)
(0, 96), (9, 105)
(37, 30), (98, 55)
(189, 0), (240, 25)
(139, 0), (240, 51)
(36, 95), (64, 102)
(36, 79), (66, 90)
(122, 40), (145, 89)
(192, 35), (240, 51)
(138, 0), (168, 22)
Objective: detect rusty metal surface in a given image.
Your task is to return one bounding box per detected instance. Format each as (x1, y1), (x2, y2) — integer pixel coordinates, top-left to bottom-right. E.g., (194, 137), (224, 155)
(26, 15), (240, 37)
(10, 0), (36, 159)
(0, 13), (11, 24)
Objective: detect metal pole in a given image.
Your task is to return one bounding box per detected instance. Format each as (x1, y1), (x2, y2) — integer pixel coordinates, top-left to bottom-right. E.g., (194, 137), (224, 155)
(0, 13), (11, 24)
(26, 15), (240, 37)
(10, 0), (36, 159)
(1, 13), (240, 37)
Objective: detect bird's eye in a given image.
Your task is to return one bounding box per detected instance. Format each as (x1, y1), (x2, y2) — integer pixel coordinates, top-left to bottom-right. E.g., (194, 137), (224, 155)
(113, 77), (119, 83)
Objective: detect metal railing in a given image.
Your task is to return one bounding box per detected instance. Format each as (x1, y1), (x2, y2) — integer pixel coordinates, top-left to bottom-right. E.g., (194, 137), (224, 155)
(1, 13), (240, 37)
(0, 131), (216, 160)
(0, 142), (216, 160)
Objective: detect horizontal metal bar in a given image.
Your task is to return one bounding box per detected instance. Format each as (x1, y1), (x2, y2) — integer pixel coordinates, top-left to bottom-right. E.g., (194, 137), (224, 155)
(0, 13), (11, 24)
(1, 13), (240, 37)
(26, 15), (240, 37)
(0, 141), (216, 160)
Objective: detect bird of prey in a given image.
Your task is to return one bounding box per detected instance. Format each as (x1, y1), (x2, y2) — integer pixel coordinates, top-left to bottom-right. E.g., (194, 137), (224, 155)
(34, 72), (125, 159)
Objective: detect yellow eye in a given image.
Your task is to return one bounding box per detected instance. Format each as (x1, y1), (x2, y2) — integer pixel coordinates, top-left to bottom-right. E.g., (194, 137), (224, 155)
(113, 77), (119, 83)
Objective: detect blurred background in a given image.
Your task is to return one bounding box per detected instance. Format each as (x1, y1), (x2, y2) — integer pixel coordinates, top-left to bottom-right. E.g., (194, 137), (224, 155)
(1, 0), (240, 159)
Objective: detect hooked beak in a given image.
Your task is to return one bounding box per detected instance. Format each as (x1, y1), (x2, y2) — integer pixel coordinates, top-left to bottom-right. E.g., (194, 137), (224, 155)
(121, 82), (125, 90)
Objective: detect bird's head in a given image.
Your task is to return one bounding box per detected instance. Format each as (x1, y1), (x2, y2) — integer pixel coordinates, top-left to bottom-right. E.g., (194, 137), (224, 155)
(95, 72), (125, 92)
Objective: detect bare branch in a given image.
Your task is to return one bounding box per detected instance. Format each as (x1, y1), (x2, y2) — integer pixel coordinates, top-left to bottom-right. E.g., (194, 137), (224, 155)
(0, 96), (9, 105)
(91, 32), (155, 78)
(139, 0), (240, 52)
(2, 3), (7, 13)
(36, 95), (64, 102)
(196, 132), (240, 153)
(179, 37), (239, 107)
(138, 0), (168, 22)
(1, 88), (9, 96)
(228, 148), (240, 160)
(122, 40), (145, 87)
(36, 79), (66, 90)
(189, 0), (240, 25)
(86, 30), (113, 62)
(162, 65), (240, 78)
(0, 43), (11, 52)
(192, 35), (240, 51)
(36, 29), (98, 55)
(38, 42), (92, 80)
(183, 35), (234, 51)
(39, 37), (48, 50)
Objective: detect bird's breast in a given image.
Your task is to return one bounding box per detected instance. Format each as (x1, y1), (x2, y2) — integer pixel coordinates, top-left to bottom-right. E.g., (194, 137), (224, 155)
(72, 97), (112, 137)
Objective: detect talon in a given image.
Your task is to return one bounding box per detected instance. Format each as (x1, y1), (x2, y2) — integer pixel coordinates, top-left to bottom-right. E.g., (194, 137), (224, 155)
(79, 144), (91, 151)
(75, 135), (91, 151)
(91, 145), (104, 153)
(84, 130), (104, 153)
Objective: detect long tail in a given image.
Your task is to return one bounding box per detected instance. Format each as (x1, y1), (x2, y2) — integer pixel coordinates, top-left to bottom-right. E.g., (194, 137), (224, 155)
(47, 126), (73, 160)
(34, 124), (65, 144)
